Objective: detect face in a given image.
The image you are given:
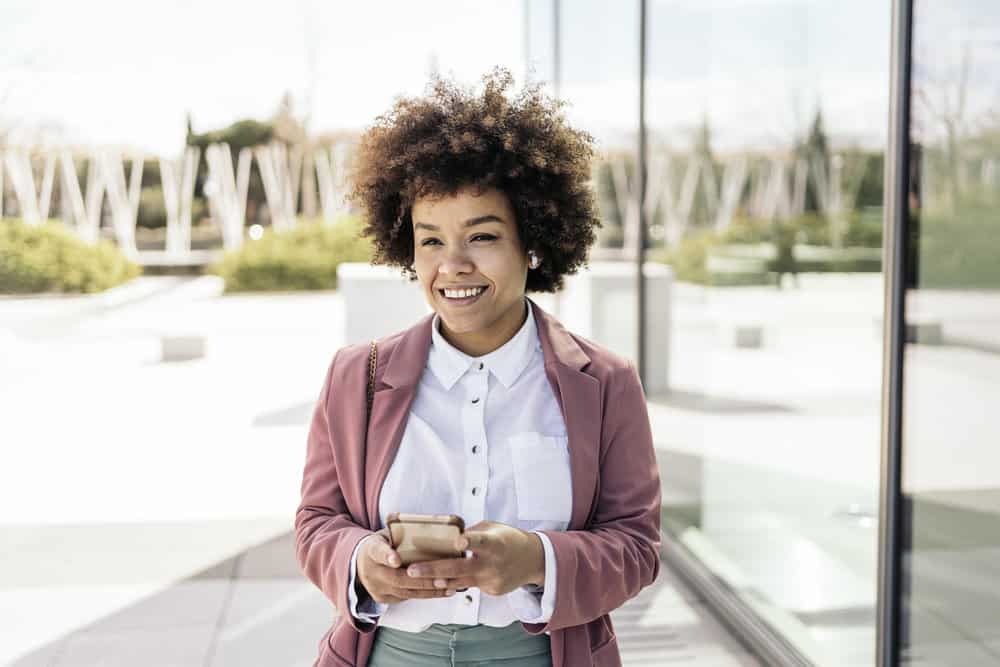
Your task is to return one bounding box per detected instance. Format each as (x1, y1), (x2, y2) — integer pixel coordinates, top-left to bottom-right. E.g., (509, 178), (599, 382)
(411, 185), (533, 354)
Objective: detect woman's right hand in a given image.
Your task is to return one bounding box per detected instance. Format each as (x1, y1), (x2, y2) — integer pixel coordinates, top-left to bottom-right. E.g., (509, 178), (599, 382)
(356, 529), (456, 604)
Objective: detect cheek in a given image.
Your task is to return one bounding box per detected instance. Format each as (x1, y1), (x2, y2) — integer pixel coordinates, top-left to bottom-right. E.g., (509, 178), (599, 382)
(412, 260), (434, 290)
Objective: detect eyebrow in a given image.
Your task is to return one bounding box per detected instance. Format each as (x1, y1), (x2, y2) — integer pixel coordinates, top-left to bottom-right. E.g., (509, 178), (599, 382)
(413, 215), (505, 232)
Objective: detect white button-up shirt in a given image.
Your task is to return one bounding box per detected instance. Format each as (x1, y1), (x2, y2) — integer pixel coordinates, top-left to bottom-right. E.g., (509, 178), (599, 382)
(347, 299), (572, 632)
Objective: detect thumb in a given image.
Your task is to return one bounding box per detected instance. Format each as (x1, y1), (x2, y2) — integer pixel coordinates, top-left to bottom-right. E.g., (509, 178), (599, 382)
(368, 532), (401, 568)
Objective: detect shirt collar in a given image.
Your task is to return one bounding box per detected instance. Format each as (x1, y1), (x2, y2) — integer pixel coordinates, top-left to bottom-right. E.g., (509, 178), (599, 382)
(428, 299), (540, 391)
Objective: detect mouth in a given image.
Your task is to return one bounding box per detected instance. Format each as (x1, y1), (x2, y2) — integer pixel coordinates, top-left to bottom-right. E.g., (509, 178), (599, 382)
(437, 285), (488, 307)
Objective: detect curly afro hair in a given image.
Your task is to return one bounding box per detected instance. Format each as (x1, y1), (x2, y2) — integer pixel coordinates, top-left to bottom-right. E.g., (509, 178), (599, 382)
(347, 67), (601, 293)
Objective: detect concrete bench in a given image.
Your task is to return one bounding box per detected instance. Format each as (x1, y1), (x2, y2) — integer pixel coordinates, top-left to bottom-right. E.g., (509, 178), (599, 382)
(337, 263), (430, 346)
(556, 261), (672, 394)
(161, 335), (206, 362)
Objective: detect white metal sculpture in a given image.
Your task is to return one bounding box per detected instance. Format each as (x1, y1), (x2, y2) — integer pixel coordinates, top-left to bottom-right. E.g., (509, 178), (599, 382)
(812, 153), (869, 247)
(57, 150), (105, 243)
(714, 158), (748, 233)
(609, 156), (639, 254)
(314, 142), (353, 226)
(160, 146), (200, 256)
(255, 142), (302, 232)
(102, 151), (143, 258)
(204, 143), (251, 250)
(2, 148), (57, 226)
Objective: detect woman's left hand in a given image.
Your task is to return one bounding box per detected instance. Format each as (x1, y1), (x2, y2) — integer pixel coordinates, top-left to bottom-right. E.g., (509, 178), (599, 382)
(403, 520), (546, 596)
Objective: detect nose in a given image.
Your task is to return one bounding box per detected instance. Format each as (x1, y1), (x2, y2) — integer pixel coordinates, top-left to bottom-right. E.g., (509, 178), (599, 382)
(437, 246), (475, 277)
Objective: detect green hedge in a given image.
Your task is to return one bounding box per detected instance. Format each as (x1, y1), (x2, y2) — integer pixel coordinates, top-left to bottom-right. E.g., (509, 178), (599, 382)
(137, 187), (208, 229)
(208, 216), (373, 293)
(0, 219), (141, 294)
(916, 205), (1000, 289)
(654, 212), (885, 286)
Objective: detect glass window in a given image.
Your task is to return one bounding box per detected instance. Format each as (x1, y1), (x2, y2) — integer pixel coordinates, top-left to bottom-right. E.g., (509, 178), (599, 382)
(901, 1), (1000, 664)
(647, 2), (890, 664)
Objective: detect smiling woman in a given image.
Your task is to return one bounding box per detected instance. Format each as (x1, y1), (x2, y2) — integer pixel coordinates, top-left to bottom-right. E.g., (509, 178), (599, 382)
(295, 67), (661, 667)
(411, 186), (534, 357)
(347, 66), (601, 296)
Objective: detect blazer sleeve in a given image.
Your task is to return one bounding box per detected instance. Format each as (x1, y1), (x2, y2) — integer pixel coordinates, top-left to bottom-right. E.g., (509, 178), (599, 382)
(294, 348), (379, 633)
(525, 359), (662, 633)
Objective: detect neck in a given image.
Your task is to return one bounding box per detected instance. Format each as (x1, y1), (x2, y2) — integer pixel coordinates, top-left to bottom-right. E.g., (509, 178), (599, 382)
(439, 298), (528, 357)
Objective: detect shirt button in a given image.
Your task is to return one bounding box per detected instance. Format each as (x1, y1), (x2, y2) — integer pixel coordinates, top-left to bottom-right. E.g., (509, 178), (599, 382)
(464, 594), (473, 604)
(471, 397), (480, 404)
(471, 487), (479, 496)
(478, 362), (484, 370)
(471, 445), (478, 454)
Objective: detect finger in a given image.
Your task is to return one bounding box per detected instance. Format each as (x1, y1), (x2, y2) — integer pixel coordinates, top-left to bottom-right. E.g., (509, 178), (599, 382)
(461, 531), (491, 551)
(406, 558), (479, 580)
(382, 569), (447, 590)
(367, 536), (401, 568)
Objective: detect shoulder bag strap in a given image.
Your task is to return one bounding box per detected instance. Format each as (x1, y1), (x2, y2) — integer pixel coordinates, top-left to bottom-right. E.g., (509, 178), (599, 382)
(366, 340), (377, 427)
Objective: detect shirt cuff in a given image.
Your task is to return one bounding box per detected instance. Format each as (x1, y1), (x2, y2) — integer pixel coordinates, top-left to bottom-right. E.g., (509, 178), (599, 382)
(507, 531), (557, 623)
(348, 534), (388, 622)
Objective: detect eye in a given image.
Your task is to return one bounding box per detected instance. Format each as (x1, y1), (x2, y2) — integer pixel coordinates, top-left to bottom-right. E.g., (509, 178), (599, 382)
(420, 238), (441, 246)
(472, 234), (497, 242)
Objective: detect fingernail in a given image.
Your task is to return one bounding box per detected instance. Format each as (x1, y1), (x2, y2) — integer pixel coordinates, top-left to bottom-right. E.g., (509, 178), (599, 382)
(445, 589), (455, 596)
(408, 567), (420, 577)
(464, 550), (474, 559)
(434, 578), (447, 588)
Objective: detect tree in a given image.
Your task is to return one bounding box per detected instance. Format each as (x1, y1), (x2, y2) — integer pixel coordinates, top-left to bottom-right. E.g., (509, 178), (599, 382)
(795, 108), (831, 213)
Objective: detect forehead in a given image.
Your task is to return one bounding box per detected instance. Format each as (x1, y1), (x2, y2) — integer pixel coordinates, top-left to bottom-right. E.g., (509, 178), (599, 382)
(411, 186), (515, 227)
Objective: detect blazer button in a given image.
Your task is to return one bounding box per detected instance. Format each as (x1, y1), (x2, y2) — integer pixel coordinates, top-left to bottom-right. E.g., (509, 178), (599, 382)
(471, 397), (480, 404)
(478, 362), (484, 370)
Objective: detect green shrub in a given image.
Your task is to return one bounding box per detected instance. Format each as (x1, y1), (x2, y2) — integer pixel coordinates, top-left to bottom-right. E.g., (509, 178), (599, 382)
(652, 231), (717, 285)
(209, 215), (373, 292)
(137, 187), (208, 229)
(653, 211), (885, 285)
(723, 211), (884, 248)
(0, 219), (141, 294)
(916, 204), (1000, 288)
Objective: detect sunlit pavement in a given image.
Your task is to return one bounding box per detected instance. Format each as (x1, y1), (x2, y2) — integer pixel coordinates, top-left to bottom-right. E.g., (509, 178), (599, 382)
(1, 276), (759, 665)
(6, 274), (999, 664)
(9, 529), (759, 667)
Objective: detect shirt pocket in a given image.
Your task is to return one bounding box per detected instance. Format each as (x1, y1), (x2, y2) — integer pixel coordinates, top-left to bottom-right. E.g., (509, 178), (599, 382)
(509, 432), (573, 523)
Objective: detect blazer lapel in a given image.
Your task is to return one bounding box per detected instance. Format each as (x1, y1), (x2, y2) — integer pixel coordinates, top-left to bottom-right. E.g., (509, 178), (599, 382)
(363, 313), (434, 530)
(529, 298), (602, 531)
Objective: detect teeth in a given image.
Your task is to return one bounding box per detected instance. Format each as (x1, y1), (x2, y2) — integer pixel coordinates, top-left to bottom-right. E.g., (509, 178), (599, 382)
(443, 287), (485, 299)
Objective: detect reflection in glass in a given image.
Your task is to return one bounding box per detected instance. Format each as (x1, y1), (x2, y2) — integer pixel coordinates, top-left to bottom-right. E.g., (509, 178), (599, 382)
(901, 1), (1000, 664)
(647, 2), (889, 665)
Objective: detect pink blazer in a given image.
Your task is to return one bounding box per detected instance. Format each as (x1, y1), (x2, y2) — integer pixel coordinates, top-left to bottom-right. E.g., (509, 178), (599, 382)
(295, 297), (662, 667)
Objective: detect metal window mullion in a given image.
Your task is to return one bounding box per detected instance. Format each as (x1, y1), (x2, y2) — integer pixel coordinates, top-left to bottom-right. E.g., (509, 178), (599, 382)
(637, 0), (648, 384)
(877, 0), (914, 665)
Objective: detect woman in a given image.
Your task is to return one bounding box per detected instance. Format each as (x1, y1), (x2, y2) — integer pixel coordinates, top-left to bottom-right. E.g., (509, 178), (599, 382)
(295, 68), (661, 667)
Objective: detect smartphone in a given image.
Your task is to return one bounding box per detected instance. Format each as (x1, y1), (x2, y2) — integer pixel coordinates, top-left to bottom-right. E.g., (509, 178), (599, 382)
(385, 512), (465, 565)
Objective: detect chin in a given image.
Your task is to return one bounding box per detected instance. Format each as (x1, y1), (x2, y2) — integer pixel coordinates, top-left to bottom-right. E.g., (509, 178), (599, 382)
(437, 312), (488, 334)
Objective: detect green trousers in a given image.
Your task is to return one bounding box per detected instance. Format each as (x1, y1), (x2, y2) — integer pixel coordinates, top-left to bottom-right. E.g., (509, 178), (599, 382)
(368, 622), (553, 667)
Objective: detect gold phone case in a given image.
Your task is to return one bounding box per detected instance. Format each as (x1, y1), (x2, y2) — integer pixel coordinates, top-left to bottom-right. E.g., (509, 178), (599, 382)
(386, 513), (465, 565)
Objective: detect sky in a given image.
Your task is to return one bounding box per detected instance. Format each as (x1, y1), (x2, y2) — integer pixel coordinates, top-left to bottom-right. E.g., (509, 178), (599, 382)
(0, 0), (525, 156)
(6, 0), (980, 159)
